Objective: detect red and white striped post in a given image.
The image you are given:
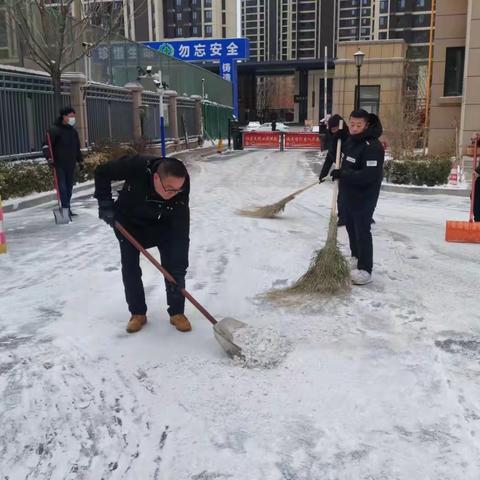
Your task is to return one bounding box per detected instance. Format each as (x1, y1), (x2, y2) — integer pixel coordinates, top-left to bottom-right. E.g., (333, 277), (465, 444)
(0, 195), (6, 254)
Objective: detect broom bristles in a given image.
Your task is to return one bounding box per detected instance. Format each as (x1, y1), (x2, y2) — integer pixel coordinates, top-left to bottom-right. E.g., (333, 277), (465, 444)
(237, 194), (294, 218)
(269, 216), (350, 297)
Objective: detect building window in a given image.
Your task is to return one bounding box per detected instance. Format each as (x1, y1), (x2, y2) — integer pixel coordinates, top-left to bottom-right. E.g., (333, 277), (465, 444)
(222, 26), (226, 37)
(379, 32), (388, 39)
(177, 26), (183, 36)
(205, 10), (212, 22)
(192, 26), (199, 35)
(192, 11), (198, 20)
(204, 0), (212, 6)
(176, 0), (182, 6)
(205, 25), (213, 37)
(176, 13), (182, 21)
(416, 0), (426, 7)
(397, 0), (406, 10)
(356, 85), (381, 114)
(444, 47), (465, 96)
(379, 16), (388, 28)
(380, 0), (388, 13)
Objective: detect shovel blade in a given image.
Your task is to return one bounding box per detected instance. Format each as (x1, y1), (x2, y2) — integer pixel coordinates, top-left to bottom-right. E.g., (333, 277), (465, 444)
(53, 207), (71, 225)
(213, 317), (248, 358)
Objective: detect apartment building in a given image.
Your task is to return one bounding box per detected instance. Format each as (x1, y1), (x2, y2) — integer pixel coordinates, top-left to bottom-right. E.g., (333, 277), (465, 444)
(126, 0), (237, 42)
(338, 0), (434, 59)
(241, 0), (336, 61)
(429, 0), (479, 156)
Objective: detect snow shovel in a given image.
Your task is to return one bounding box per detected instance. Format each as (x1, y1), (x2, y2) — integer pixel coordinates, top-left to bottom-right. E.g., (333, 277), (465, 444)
(46, 132), (71, 225)
(115, 222), (247, 358)
(445, 136), (480, 243)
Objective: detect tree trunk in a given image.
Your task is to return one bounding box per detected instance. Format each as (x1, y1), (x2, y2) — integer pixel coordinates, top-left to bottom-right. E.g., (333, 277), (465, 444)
(51, 71), (63, 115)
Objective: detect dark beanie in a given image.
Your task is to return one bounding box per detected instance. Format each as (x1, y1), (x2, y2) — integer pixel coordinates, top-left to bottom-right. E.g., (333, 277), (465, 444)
(59, 106), (75, 117)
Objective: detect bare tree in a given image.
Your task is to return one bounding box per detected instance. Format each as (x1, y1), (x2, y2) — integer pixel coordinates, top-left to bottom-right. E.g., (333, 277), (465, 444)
(256, 76), (278, 123)
(6, 0), (125, 111)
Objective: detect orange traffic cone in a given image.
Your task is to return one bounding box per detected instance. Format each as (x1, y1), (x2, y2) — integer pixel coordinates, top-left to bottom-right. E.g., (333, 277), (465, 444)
(448, 162), (458, 185)
(0, 196), (6, 254)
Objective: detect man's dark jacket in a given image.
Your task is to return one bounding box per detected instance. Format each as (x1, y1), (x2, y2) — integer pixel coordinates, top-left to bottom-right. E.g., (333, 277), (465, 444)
(338, 114), (385, 209)
(42, 121), (83, 168)
(94, 154), (190, 243)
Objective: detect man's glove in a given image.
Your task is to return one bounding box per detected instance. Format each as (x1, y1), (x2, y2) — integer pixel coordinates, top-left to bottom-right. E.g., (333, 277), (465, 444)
(98, 200), (116, 227)
(331, 169), (342, 181)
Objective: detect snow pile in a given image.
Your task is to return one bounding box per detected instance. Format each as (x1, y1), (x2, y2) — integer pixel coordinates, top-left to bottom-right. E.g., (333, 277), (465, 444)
(233, 326), (291, 369)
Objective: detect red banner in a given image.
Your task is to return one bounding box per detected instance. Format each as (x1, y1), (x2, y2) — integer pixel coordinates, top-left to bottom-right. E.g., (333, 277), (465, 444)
(243, 132), (281, 148)
(284, 132), (321, 149)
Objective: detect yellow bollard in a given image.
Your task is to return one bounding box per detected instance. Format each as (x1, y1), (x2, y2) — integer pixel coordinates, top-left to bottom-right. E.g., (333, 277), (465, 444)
(217, 137), (223, 154)
(0, 195), (6, 254)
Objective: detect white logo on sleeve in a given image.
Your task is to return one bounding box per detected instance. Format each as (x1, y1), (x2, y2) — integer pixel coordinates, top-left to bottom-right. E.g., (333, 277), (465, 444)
(367, 160), (378, 167)
(346, 156), (356, 163)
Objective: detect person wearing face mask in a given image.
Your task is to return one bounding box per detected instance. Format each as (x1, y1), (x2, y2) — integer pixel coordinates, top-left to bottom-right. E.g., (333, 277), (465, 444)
(330, 109), (385, 285)
(42, 107), (84, 217)
(94, 155), (191, 335)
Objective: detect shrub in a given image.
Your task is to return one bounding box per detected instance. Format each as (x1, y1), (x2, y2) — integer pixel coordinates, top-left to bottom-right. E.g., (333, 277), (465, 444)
(384, 156), (452, 186)
(0, 142), (138, 200)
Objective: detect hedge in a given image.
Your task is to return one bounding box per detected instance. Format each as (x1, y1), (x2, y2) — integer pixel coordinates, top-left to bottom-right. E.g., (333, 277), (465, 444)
(384, 156), (452, 187)
(0, 144), (137, 201)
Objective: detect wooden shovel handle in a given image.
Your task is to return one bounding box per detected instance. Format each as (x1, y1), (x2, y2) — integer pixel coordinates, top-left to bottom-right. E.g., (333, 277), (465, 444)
(115, 222), (218, 325)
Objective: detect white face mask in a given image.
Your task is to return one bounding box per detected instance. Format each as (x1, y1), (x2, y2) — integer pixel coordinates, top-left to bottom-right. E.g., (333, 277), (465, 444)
(67, 117), (76, 127)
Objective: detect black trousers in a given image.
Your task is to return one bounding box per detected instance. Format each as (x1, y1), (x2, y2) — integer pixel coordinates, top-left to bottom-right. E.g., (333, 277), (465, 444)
(56, 164), (75, 209)
(344, 201), (376, 274)
(474, 176), (480, 222)
(115, 225), (188, 317)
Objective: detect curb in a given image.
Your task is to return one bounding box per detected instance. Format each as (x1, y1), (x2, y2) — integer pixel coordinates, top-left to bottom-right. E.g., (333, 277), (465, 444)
(3, 181), (96, 213)
(381, 183), (469, 197)
(3, 146), (226, 213)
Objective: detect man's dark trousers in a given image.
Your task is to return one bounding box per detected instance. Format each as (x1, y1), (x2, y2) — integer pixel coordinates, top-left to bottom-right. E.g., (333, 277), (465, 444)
(116, 224), (188, 316)
(56, 164), (75, 208)
(344, 201), (376, 274)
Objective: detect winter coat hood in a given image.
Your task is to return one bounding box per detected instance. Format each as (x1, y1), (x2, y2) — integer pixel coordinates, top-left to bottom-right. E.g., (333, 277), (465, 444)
(350, 113), (383, 143)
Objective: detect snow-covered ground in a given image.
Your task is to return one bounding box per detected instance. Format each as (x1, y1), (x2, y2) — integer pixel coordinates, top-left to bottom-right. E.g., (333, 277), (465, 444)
(1, 149), (479, 479)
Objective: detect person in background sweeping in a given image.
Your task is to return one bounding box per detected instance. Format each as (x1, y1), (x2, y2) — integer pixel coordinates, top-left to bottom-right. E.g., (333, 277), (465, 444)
(42, 107), (84, 217)
(94, 155), (191, 334)
(330, 109), (385, 285)
(319, 114), (348, 226)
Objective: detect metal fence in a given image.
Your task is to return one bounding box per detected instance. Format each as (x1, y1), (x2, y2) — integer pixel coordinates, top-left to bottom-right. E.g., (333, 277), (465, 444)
(0, 67), (71, 157)
(0, 66), (231, 160)
(202, 102), (234, 140)
(85, 84), (133, 145)
(177, 97), (200, 140)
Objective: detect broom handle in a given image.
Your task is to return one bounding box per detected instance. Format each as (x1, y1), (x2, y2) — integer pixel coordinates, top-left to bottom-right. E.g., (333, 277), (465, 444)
(115, 222), (218, 326)
(470, 134), (479, 223)
(330, 120), (344, 216)
(290, 181), (319, 198)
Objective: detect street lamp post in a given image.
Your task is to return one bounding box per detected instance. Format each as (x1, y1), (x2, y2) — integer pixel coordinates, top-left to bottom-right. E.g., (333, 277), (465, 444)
(354, 49), (365, 110)
(153, 71), (167, 158)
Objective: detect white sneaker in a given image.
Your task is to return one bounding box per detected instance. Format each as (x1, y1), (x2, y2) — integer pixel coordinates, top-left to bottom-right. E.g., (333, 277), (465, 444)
(351, 269), (373, 285)
(348, 257), (358, 270)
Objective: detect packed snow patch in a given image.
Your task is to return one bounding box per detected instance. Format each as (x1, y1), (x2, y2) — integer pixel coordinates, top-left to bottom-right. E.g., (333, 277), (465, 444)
(233, 326), (291, 369)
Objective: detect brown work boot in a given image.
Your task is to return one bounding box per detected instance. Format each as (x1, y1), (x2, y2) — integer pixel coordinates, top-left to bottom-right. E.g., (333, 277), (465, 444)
(170, 314), (192, 332)
(126, 314), (147, 333)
